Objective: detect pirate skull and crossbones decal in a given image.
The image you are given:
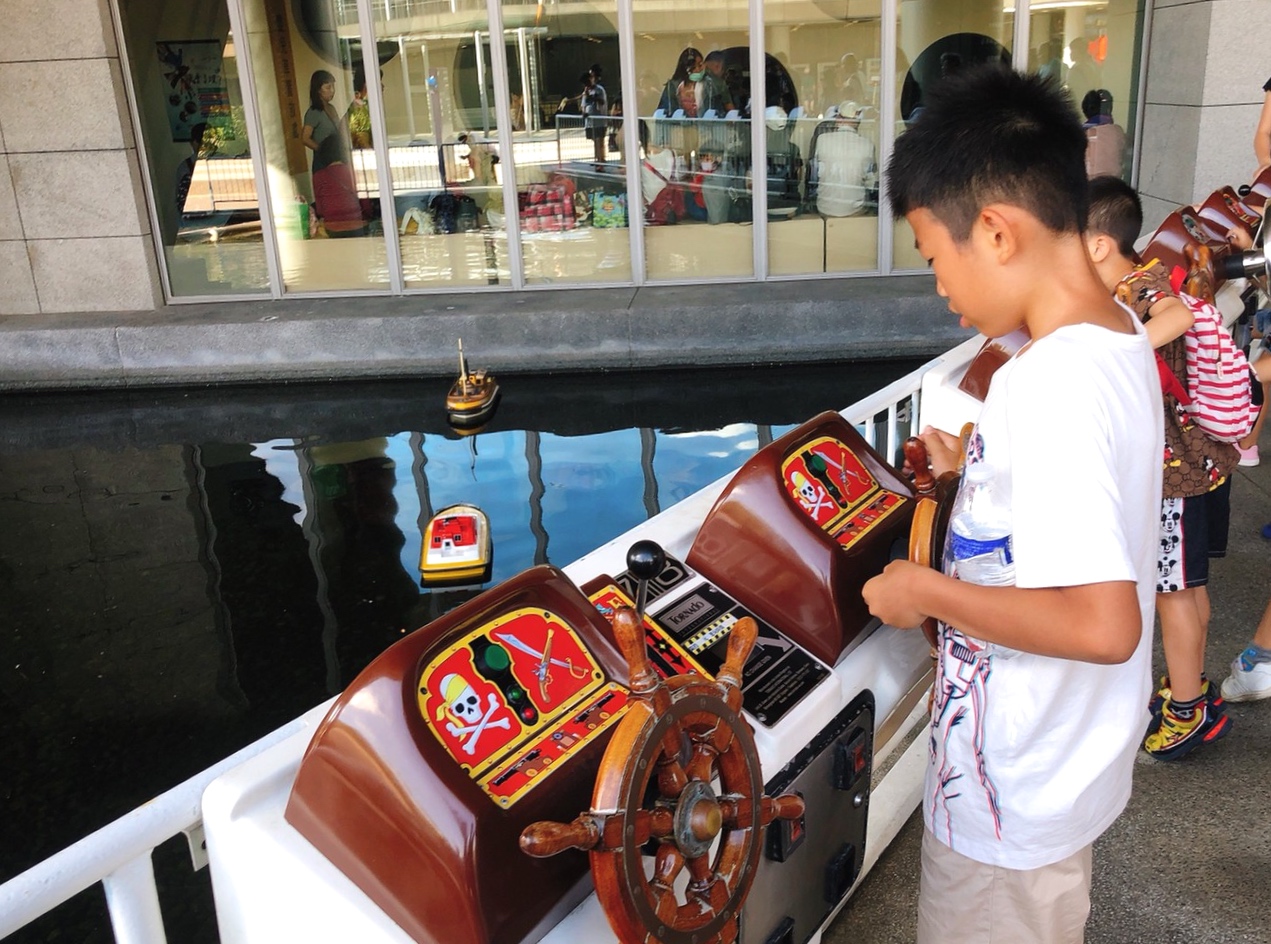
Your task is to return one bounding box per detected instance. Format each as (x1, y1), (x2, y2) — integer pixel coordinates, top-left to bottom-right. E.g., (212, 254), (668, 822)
(791, 469), (832, 518)
(435, 673), (511, 755)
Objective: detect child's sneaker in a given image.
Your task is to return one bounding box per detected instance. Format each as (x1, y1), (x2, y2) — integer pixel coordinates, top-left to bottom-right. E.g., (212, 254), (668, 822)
(1143, 701), (1230, 760)
(1219, 648), (1271, 702)
(1237, 443), (1260, 467)
(1146, 675), (1224, 723)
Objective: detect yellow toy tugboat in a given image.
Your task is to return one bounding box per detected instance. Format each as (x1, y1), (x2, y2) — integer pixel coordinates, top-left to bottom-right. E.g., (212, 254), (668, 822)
(419, 503), (492, 586)
(446, 339), (500, 428)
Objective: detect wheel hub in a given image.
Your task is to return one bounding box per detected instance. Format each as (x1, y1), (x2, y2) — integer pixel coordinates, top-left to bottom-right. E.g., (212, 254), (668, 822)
(674, 779), (721, 859)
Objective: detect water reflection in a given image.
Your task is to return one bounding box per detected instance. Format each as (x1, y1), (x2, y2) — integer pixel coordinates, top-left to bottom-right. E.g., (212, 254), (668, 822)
(0, 360), (918, 943)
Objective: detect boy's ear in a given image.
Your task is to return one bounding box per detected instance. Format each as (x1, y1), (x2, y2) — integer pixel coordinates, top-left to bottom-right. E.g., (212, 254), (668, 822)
(1086, 232), (1114, 263)
(974, 205), (1020, 262)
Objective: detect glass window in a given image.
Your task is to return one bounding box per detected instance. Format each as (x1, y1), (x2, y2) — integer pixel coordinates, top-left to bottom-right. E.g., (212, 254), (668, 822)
(766, 2), (882, 276)
(1027, 0), (1139, 182)
(366, 6), (514, 289)
(118, 2), (268, 296)
(891, 2), (1014, 270)
(240, 0), (389, 292)
(493, 3), (631, 285)
(631, 15), (754, 280)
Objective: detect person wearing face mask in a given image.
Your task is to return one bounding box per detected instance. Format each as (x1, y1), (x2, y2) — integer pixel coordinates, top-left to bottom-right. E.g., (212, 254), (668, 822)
(687, 147), (732, 223)
(656, 47), (704, 158)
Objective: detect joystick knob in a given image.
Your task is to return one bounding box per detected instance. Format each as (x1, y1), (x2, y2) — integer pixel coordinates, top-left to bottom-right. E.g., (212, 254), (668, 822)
(626, 540), (666, 581)
(627, 540), (665, 626)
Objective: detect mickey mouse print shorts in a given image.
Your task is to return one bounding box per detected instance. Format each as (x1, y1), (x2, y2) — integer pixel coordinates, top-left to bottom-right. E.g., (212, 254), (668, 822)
(1157, 479), (1231, 593)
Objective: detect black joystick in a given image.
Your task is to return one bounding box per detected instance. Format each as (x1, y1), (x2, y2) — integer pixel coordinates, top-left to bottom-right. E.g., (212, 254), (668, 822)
(626, 539), (666, 624)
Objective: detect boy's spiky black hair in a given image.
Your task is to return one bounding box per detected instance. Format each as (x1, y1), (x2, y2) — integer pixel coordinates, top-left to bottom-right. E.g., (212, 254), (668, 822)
(887, 64), (1089, 241)
(1086, 174), (1143, 258)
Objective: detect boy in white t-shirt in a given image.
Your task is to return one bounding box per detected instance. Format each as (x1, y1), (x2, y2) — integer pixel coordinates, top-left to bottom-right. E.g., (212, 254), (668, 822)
(862, 65), (1162, 943)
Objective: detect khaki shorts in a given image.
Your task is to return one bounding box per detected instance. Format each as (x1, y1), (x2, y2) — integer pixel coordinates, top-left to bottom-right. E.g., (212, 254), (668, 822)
(917, 828), (1093, 944)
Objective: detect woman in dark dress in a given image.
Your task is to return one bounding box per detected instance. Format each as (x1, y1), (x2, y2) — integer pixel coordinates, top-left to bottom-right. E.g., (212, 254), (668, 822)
(302, 70), (366, 237)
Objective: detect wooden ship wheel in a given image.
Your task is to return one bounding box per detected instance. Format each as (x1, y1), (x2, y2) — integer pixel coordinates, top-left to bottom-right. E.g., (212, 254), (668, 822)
(520, 543), (804, 944)
(903, 432), (966, 649)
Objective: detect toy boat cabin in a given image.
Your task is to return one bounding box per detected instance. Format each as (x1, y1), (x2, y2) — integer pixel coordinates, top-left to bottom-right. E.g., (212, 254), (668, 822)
(420, 503), (492, 585)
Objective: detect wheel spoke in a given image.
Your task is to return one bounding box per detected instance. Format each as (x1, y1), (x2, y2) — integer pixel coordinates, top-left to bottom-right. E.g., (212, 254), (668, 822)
(655, 718), (689, 798)
(718, 795), (753, 829)
(685, 851), (714, 885)
(652, 842), (685, 887)
(684, 855), (729, 917)
(646, 807), (675, 840)
(685, 741), (718, 784)
(648, 843), (684, 924)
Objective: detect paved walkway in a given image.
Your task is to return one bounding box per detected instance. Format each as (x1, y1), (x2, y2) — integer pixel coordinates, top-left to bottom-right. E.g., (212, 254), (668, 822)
(0, 277), (966, 391)
(829, 459), (1271, 944)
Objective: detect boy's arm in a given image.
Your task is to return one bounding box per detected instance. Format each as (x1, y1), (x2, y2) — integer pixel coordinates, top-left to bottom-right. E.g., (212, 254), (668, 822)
(862, 564), (1142, 663)
(1143, 294), (1194, 348)
(1117, 260), (1191, 347)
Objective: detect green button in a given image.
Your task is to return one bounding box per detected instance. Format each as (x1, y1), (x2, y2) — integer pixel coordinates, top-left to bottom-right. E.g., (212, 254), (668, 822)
(484, 643), (510, 671)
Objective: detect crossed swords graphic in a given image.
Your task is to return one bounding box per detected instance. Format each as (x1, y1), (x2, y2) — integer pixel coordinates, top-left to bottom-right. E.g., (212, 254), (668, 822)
(494, 629), (586, 702)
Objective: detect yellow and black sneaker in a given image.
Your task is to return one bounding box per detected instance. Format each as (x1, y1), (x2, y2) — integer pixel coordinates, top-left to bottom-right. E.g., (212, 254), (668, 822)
(1143, 700), (1231, 761)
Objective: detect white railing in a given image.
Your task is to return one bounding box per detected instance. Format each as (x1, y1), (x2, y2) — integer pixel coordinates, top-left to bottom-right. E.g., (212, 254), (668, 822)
(0, 354), (945, 943)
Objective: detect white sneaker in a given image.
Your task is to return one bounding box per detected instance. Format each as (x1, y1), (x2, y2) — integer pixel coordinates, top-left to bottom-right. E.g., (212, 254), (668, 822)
(1220, 648), (1271, 702)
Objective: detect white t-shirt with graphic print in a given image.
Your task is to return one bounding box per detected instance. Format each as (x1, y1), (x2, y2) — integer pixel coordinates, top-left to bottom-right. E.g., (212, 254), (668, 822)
(925, 317), (1163, 870)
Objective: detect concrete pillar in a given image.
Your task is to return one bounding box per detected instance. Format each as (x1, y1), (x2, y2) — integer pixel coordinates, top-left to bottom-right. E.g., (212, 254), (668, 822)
(1139, 0), (1271, 230)
(0, 0), (162, 315)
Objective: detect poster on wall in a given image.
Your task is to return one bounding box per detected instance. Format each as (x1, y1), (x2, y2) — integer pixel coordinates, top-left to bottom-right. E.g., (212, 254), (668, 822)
(156, 39), (232, 143)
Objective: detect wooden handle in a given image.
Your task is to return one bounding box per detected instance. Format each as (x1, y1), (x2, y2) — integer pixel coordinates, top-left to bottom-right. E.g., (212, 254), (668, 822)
(520, 816), (600, 857)
(907, 496), (941, 649)
(716, 616), (757, 691)
(613, 606), (658, 695)
(771, 793), (805, 821)
(903, 437), (936, 496)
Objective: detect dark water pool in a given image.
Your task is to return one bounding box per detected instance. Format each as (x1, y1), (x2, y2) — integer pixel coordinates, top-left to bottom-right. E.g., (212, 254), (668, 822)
(0, 359), (920, 941)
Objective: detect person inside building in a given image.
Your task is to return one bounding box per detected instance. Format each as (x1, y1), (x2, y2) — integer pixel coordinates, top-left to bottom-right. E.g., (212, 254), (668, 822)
(808, 101), (875, 218)
(302, 69), (366, 238)
(562, 64), (608, 163)
(658, 47), (703, 117)
(838, 53), (867, 105)
(864, 64), (1161, 944)
(638, 118), (683, 224)
(702, 51), (735, 114)
(346, 65), (383, 151)
(1081, 88), (1127, 178)
(1065, 37), (1101, 107)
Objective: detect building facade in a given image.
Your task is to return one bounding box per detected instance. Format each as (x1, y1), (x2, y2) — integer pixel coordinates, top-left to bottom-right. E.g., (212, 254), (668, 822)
(0, 0), (1265, 323)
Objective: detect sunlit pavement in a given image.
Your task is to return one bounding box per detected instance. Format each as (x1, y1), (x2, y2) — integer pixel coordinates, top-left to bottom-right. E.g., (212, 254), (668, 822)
(828, 458), (1271, 944)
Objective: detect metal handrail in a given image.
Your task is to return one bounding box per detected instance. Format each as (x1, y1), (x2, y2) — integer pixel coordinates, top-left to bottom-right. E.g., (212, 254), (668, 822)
(0, 352), (950, 943)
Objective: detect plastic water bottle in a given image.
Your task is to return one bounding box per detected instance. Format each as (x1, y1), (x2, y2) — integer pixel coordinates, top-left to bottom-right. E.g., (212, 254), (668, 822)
(947, 462), (1014, 587)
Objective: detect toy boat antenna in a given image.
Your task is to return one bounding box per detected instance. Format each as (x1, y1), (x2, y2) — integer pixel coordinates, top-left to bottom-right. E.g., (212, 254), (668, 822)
(457, 338), (468, 382)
